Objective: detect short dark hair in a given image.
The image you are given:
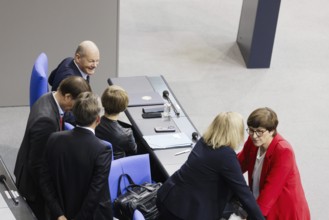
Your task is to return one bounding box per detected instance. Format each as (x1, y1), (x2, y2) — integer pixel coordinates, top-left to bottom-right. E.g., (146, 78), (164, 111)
(247, 107), (279, 136)
(72, 92), (100, 126)
(101, 85), (128, 115)
(58, 76), (92, 99)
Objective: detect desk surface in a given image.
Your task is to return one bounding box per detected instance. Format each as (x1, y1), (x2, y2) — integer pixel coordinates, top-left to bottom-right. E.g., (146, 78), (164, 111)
(108, 76), (199, 180)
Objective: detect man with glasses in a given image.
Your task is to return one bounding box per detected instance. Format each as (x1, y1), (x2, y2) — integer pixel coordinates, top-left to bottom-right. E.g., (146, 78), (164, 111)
(238, 107), (310, 220)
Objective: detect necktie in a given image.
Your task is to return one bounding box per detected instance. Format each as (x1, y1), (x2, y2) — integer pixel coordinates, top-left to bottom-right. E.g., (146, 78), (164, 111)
(86, 76), (90, 82)
(60, 114), (64, 131)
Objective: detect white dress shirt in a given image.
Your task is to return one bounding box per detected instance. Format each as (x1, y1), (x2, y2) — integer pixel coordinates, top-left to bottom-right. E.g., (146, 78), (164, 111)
(252, 147), (266, 199)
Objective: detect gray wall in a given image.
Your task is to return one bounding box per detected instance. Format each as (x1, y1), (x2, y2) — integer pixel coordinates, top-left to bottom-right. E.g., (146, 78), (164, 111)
(0, 0), (119, 107)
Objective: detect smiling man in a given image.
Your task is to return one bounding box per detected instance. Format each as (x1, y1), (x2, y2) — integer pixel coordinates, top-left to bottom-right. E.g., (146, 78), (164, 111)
(49, 40), (100, 91)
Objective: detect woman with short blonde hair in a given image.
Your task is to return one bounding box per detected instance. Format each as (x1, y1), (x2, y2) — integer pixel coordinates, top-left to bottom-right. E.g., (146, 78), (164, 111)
(203, 112), (244, 150)
(156, 112), (264, 220)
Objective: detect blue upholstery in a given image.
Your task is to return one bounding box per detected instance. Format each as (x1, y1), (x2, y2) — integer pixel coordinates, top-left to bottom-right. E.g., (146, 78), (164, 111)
(102, 140), (114, 161)
(108, 159), (123, 203)
(133, 209), (145, 220)
(30, 52), (48, 107)
(108, 154), (151, 219)
(119, 154), (152, 193)
(64, 122), (75, 130)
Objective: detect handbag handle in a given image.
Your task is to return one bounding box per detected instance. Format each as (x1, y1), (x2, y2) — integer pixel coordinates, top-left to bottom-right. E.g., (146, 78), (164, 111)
(117, 173), (136, 196)
(125, 183), (160, 193)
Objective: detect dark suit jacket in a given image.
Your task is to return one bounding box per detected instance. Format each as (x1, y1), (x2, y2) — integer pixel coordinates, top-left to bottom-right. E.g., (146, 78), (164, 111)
(156, 138), (264, 220)
(14, 93), (61, 201)
(48, 57), (83, 91)
(40, 127), (113, 220)
(95, 116), (137, 159)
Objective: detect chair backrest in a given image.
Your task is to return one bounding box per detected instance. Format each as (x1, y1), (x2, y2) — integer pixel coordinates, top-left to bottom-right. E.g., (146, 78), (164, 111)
(102, 140), (114, 161)
(64, 122), (75, 130)
(108, 154), (151, 202)
(120, 154), (152, 191)
(30, 52), (48, 107)
(133, 209), (145, 220)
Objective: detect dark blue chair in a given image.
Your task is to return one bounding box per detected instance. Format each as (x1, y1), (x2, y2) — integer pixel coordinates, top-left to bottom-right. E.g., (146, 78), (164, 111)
(30, 52), (48, 107)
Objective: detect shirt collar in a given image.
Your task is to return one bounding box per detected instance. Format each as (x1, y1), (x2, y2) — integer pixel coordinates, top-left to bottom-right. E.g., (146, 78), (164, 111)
(52, 92), (64, 116)
(256, 147), (266, 160)
(76, 125), (95, 134)
(73, 60), (88, 80)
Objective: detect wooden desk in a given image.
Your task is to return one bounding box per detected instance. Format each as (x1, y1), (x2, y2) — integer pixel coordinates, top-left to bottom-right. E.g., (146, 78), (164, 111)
(108, 76), (199, 182)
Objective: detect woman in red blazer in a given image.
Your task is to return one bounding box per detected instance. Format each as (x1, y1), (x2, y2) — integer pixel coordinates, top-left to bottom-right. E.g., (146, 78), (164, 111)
(238, 107), (310, 220)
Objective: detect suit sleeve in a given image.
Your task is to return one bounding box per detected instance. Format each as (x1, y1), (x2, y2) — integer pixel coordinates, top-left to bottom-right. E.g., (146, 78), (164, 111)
(220, 149), (264, 220)
(39, 134), (64, 218)
(256, 143), (294, 216)
(28, 117), (57, 183)
(75, 147), (112, 220)
(50, 71), (75, 91)
(125, 128), (138, 155)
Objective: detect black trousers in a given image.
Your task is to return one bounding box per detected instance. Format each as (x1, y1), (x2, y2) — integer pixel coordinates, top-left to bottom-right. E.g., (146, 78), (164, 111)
(26, 194), (47, 220)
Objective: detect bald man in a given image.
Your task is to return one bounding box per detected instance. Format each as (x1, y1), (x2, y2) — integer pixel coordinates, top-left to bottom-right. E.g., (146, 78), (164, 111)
(49, 40), (100, 91)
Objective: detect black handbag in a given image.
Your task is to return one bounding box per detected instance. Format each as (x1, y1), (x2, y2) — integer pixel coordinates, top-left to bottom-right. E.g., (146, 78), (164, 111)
(113, 173), (162, 220)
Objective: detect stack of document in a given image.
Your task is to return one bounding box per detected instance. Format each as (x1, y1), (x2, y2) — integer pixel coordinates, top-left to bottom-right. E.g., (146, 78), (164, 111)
(143, 132), (192, 150)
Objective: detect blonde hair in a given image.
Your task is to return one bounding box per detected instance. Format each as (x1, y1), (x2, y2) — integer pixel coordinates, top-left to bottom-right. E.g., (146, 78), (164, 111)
(203, 112), (244, 150)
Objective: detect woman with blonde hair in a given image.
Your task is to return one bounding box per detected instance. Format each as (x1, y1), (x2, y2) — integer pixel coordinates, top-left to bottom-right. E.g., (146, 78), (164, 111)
(156, 112), (264, 220)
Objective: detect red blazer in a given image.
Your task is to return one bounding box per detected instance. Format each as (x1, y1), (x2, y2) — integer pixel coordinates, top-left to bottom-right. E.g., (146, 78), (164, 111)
(238, 134), (310, 220)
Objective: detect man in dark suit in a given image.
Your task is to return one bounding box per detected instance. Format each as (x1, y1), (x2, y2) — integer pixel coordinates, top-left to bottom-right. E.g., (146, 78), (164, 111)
(40, 92), (113, 220)
(14, 76), (91, 220)
(48, 40), (100, 91)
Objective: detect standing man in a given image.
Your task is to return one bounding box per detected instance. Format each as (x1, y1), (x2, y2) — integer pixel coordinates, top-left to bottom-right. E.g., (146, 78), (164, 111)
(40, 92), (113, 220)
(48, 40), (100, 91)
(14, 76), (91, 220)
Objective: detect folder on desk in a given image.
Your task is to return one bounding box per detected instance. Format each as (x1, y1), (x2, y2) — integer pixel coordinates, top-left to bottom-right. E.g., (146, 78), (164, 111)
(143, 132), (193, 150)
(110, 76), (165, 107)
(129, 91), (164, 107)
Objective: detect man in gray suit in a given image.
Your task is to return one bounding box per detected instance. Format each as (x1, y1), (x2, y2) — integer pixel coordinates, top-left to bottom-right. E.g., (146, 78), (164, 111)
(14, 76), (91, 220)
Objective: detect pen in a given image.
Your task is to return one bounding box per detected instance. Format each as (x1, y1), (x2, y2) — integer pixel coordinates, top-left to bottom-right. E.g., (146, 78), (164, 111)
(174, 149), (191, 156)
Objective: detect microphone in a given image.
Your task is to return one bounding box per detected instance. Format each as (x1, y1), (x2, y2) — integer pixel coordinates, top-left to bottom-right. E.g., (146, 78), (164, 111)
(162, 90), (180, 116)
(0, 175), (19, 205)
(192, 132), (199, 141)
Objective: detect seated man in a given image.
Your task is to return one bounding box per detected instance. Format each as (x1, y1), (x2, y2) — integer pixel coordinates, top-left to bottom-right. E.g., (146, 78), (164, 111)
(40, 92), (113, 220)
(96, 85), (138, 159)
(48, 40), (100, 91)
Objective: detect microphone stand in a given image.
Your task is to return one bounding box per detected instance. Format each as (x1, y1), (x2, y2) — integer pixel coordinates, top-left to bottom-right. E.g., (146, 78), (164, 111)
(0, 175), (19, 205)
(162, 90), (180, 116)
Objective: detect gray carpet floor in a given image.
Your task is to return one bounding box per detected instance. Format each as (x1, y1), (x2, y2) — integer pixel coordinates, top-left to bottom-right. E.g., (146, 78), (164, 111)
(1, 0), (328, 218)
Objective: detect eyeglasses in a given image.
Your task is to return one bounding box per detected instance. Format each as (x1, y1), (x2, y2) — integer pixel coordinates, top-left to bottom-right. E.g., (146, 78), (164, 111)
(246, 128), (268, 137)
